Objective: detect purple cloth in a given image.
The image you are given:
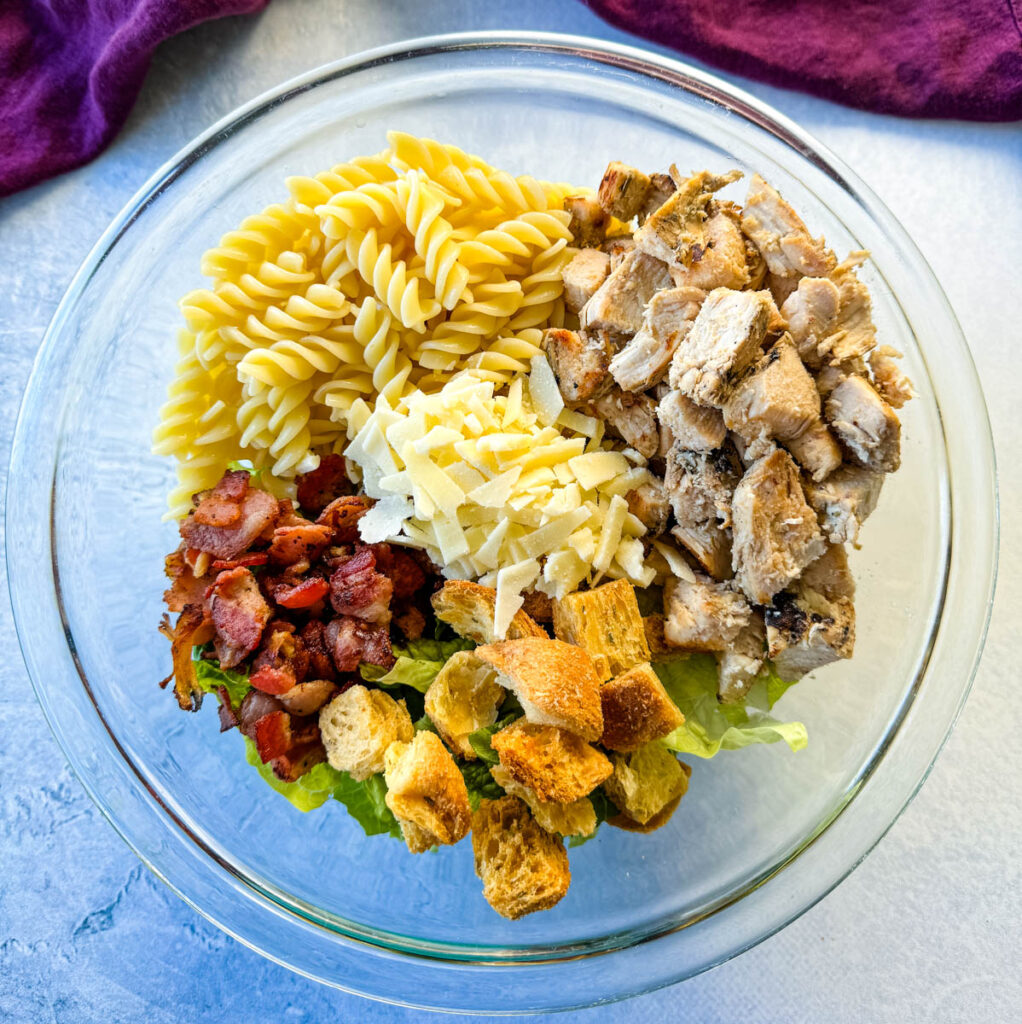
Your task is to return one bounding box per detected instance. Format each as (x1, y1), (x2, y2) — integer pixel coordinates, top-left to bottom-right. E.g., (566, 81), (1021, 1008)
(584, 0), (1022, 120)
(0, 1), (270, 197)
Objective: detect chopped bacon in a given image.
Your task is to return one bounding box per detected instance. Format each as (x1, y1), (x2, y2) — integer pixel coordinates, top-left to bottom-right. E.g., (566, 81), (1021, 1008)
(215, 686), (240, 732)
(393, 605), (426, 641)
(267, 523), (333, 566)
(326, 616), (395, 673)
(183, 547), (212, 577)
(160, 604), (214, 712)
(329, 546), (393, 623)
(296, 454), (353, 514)
(192, 470), (250, 527)
(163, 549), (208, 612)
(211, 553), (269, 572)
(316, 495), (373, 544)
(238, 689), (284, 738)
(270, 576), (330, 610)
(371, 544), (427, 599)
(208, 567), (272, 669)
(253, 710), (292, 762)
(181, 487), (279, 561)
(299, 620), (336, 681)
(249, 618), (309, 694)
(271, 741), (327, 782)
(250, 665), (295, 695)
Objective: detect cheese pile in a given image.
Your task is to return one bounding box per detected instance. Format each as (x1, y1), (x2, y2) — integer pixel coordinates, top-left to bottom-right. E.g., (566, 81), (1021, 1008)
(343, 360), (669, 636)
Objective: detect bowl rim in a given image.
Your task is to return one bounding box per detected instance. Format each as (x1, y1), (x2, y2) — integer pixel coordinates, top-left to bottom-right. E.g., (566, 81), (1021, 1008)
(6, 30), (999, 1011)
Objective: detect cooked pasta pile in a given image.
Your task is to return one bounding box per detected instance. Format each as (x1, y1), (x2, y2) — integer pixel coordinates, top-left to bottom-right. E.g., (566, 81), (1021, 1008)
(153, 133), (581, 517)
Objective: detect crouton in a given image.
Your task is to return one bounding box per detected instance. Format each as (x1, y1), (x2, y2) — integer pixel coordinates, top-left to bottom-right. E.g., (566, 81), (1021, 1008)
(471, 796), (571, 919)
(384, 731), (472, 853)
(318, 685), (413, 781)
(521, 589), (553, 623)
(490, 764), (596, 838)
(564, 194), (608, 247)
(551, 578), (650, 682)
(561, 248), (611, 314)
(663, 574), (751, 651)
(542, 327), (612, 403)
(598, 161), (653, 220)
(803, 464), (884, 544)
(608, 786), (686, 833)
(473, 637), (603, 740)
(490, 719), (612, 803)
(431, 580), (547, 645)
(589, 387), (660, 459)
(424, 651), (505, 760)
(657, 390), (726, 452)
(716, 613), (766, 703)
(581, 249), (672, 337)
(599, 662), (684, 752)
(825, 375), (901, 473)
(602, 742), (689, 825)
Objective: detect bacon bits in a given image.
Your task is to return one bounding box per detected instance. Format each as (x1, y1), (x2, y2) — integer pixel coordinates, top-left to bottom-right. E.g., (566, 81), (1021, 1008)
(296, 454), (353, 514)
(330, 546), (393, 624)
(326, 617), (394, 673)
(316, 495), (373, 544)
(270, 576), (330, 610)
(268, 523), (333, 567)
(253, 710), (292, 762)
(208, 567), (272, 668)
(181, 485), (279, 561)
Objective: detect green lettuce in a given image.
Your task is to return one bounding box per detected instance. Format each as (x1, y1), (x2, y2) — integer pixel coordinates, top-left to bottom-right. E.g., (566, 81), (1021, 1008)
(567, 788), (619, 848)
(193, 651), (252, 709)
(360, 636), (475, 693)
(655, 654), (807, 759)
(460, 760), (505, 811)
(467, 711), (520, 765)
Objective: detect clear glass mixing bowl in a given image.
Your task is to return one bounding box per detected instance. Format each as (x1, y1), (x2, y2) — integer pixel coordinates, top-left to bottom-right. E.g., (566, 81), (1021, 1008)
(6, 32), (997, 1013)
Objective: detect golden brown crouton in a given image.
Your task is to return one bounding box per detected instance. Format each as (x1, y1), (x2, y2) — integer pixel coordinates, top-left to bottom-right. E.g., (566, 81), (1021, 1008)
(564, 194), (608, 247)
(597, 161), (653, 221)
(471, 796), (571, 919)
(431, 580), (547, 644)
(491, 720), (612, 804)
(473, 637), (604, 741)
(424, 651), (505, 760)
(599, 663), (684, 752)
(383, 731), (472, 853)
(318, 685), (413, 781)
(608, 775), (688, 833)
(551, 578), (650, 683)
(602, 741), (689, 825)
(490, 764), (596, 838)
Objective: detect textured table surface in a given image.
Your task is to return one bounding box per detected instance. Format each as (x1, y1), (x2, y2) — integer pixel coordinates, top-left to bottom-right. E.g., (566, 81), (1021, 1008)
(2, 3), (1020, 1022)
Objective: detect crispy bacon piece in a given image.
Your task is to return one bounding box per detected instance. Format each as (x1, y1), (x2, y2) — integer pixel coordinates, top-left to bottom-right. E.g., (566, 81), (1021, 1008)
(299, 620), (337, 681)
(271, 741), (327, 782)
(270, 576), (330, 610)
(211, 553), (269, 572)
(316, 495), (373, 544)
(330, 546), (393, 623)
(249, 619), (309, 694)
(181, 487), (279, 561)
(253, 710), (292, 762)
(296, 454), (353, 513)
(208, 567), (272, 669)
(214, 686), (239, 732)
(163, 549), (208, 613)
(371, 544), (427, 599)
(267, 523), (333, 567)
(250, 666), (294, 695)
(192, 470), (250, 527)
(158, 604), (214, 712)
(393, 605), (426, 642)
(326, 617), (394, 673)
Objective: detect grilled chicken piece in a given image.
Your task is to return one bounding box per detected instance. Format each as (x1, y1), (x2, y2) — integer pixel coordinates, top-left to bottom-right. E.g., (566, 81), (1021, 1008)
(781, 275), (839, 367)
(668, 207), (750, 291)
(825, 374), (901, 473)
(598, 162), (653, 221)
(635, 168), (742, 267)
(869, 345), (914, 409)
(662, 574), (751, 651)
(637, 172), (677, 224)
(765, 544), (855, 679)
(670, 523), (732, 580)
(717, 612), (766, 703)
(564, 194), (608, 247)
(740, 174), (836, 282)
(602, 235), (636, 271)
(657, 390), (726, 452)
(541, 328), (612, 403)
(668, 288), (772, 406)
(610, 286), (704, 392)
(590, 387), (660, 459)
(625, 478), (671, 535)
(562, 248), (611, 314)
(803, 464), (884, 544)
(765, 270), (801, 308)
(784, 418), (843, 482)
(581, 249), (672, 337)
(731, 449), (826, 604)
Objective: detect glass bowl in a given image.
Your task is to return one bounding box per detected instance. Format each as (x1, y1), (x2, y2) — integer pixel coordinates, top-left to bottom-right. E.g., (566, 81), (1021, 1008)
(6, 32), (997, 1013)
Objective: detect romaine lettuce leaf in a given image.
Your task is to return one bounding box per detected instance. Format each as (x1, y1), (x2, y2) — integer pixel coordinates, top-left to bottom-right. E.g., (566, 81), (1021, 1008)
(193, 652), (251, 709)
(467, 712), (518, 765)
(360, 636), (475, 693)
(460, 760), (505, 811)
(655, 654), (807, 758)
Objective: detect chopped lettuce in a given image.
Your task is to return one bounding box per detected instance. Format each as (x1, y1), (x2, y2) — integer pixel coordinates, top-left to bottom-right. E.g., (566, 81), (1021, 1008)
(460, 760), (505, 811)
(467, 711), (518, 765)
(193, 651), (252, 709)
(360, 636), (475, 693)
(655, 654), (807, 758)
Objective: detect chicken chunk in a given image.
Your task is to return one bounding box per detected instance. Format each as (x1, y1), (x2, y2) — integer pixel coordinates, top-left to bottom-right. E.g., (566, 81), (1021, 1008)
(602, 235), (635, 270)
(803, 464), (884, 544)
(731, 449), (826, 604)
(590, 387), (660, 459)
(561, 248), (611, 314)
(869, 345), (914, 409)
(716, 613), (766, 703)
(634, 168), (742, 267)
(609, 286), (704, 392)
(668, 288), (772, 406)
(564, 194), (608, 247)
(740, 174), (836, 281)
(668, 208), (750, 291)
(541, 328), (611, 403)
(783, 418), (843, 482)
(657, 390), (726, 452)
(663, 574), (751, 651)
(625, 477), (671, 535)
(637, 172), (676, 223)
(825, 375), (901, 473)
(597, 162), (653, 221)
(581, 249), (672, 337)
(781, 275), (839, 366)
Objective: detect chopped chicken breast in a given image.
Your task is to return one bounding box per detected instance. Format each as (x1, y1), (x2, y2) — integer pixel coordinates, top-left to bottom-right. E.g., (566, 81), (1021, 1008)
(638, 172), (677, 223)
(670, 523), (732, 580)
(541, 328), (612, 403)
(803, 465), (884, 544)
(869, 345), (914, 409)
(562, 248), (611, 314)
(602, 235), (636, 271)
(590, 387), (660, 459)
(717, 613), (766, 703)
(663, 574), (751, 651)
(783, 418), (843, 482)
(564, 194), (608, 247)
(581, 249), (672, 337)
(597, 162), (653, 221)
(610, 286), (704, 392)
(657, 390), (727, 452)
(625, 478), (671, 535)
(731, 449), (827, 604)
(667, 207), (750, 291)
(668, 288), (772, 406)
(765, 270), (801, 308)
(825, 374), (901, 472)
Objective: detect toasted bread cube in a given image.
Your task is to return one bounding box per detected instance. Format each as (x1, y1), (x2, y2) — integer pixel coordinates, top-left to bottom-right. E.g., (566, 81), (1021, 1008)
(473, 637), (603, 741)
(552, 578), (650, 683)
(383, 731), (472, 853)
(599, 662), (684, 752)
(490, 764), (596, 838)
(564, 194), (608, 247)
(608, 787), (686, 833)
(663, 574), (751, 651)
(431, 580), (547, 645)
(424, 651), (505, 760)
(472, 796), (571, 919)
(603, 741), (689, 826)
(562, 249), (611, 314)
(318, 685), (413, 781)
(491, 719), (612, 804)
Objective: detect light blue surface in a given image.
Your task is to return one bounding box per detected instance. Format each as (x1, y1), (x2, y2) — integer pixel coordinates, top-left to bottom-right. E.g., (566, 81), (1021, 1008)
(2, 3), (1020, 1021)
